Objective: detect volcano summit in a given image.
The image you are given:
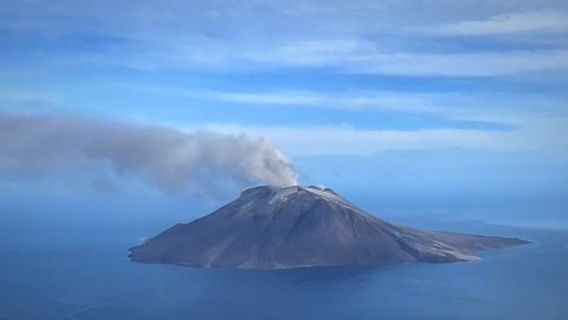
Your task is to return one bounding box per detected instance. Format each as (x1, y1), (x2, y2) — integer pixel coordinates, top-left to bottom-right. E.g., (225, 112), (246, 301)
(129, 185), (528, 269)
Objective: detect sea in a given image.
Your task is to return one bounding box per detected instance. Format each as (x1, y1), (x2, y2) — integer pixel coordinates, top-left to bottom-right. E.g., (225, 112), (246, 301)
(1, 197), (567, 320)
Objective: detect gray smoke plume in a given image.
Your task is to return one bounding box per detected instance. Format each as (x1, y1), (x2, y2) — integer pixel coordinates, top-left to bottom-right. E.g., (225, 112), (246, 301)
(0, 113), (299, 194)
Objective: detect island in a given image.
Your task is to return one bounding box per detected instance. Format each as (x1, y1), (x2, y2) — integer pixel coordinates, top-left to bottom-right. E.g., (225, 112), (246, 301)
(129, 185), (529, 269)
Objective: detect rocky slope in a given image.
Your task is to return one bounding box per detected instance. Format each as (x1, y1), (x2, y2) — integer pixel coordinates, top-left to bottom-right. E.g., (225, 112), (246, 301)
(129, 185), (528, 269)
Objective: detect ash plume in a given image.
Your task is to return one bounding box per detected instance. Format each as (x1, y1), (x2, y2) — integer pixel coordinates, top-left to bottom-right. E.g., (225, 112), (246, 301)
(0, 113), (298, 194)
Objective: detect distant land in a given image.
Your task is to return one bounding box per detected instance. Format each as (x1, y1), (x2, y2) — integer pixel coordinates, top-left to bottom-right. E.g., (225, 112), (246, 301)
(129, 185), (529, 269)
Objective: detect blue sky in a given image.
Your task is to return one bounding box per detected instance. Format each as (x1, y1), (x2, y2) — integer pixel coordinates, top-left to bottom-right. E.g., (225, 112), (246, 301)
(1, 0), (568, 195)
(1, 0), (568, 251)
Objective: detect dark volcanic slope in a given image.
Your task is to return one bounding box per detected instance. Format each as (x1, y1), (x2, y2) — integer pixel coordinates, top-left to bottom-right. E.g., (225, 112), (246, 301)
(129, 186), (528, 269)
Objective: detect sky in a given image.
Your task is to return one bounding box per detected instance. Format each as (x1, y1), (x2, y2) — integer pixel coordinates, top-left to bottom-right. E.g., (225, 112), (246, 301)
(1, 0), (568, 201)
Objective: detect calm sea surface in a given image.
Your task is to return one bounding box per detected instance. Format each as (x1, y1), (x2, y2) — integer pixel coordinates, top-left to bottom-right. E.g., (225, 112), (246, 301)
(1, 222), (567, 320)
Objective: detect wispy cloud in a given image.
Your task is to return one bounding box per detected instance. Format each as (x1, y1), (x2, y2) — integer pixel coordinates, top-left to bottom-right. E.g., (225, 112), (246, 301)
(1, 0), (567, 198)
(187, 115), (568, 157)
(197, 90), (520, 124)
(356, 49), (568, 77)
(243, 40), (375, 67)
(16, 37), (568, 77)
(0, 90), (60, 112)
(117, 82), (563, 125)
(198, 90), (433, 112)
(3, 2), (568, 77)
(243, 39), (568, 76)
(424, 10), (568, 36)
(185, 124), (498, 156)
(199, 91), (326, 106)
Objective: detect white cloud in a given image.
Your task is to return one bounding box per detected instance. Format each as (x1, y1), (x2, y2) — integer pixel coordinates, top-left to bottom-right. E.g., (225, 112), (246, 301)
(244, 40), (376, 67)
(199, 91), (326, 106)
(357, 50), (568, 77)
(58, 40), (568, 76)
(117, 82), (562, 125)
(198, 90), (531, 124)
(424, 10), (568, 36)
(243, 39), (568, 76)
(4, 2), (568, 77)
(182, 115), (568, 157)
(185, 124), (495, 156)
(198, 89), (435, 112)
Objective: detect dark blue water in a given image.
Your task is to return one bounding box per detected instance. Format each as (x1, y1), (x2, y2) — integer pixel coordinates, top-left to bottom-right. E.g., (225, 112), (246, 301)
(1, 222), (567, 320)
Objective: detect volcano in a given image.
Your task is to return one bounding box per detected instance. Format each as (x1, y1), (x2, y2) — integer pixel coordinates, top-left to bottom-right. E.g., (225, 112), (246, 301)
(129, 185), (528, 269)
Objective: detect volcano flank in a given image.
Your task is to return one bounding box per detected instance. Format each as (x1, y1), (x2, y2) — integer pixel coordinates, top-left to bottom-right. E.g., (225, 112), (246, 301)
(129, 185), (528, 269)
